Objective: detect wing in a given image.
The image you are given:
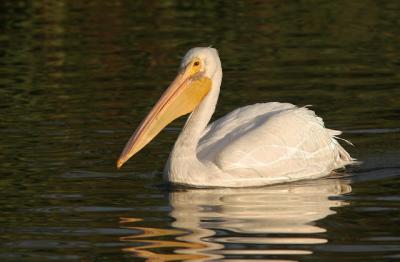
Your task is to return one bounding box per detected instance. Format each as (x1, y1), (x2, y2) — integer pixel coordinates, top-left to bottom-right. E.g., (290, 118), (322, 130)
(197, 102), (353, 181)
(197, 102), (296, 161)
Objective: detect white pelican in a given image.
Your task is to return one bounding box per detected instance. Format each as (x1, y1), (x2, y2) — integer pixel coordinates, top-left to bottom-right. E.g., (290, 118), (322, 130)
(117, 47), (354, 187)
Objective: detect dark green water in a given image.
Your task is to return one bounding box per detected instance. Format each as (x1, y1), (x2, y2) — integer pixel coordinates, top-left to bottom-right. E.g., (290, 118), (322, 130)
(1, 1), (400, 261)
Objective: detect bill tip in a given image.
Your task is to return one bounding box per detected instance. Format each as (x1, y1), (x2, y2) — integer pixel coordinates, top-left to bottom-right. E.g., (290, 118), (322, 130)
(116, 159), (124, 169)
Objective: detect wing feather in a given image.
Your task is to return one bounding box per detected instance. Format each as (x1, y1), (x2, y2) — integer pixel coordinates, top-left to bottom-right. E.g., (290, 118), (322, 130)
(197, 103), (353, 181)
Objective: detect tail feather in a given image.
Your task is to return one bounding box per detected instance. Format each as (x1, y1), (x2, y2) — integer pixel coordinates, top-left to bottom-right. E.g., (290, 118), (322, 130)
(333, 138), (357, 169)
(325, 128), (357, 169)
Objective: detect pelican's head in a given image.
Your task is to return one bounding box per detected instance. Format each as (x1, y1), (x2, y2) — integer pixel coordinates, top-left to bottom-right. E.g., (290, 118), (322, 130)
(117, 47), (220, 168)
(180, 47), (221, 79)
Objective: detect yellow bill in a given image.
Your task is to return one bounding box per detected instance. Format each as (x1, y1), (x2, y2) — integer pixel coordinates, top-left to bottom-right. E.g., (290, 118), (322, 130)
(117, 60), (212, 168)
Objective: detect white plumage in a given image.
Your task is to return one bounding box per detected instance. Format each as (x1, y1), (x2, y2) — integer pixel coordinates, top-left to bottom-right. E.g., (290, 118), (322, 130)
(196, 103), (353, 186)
(118, 47), (354, 187)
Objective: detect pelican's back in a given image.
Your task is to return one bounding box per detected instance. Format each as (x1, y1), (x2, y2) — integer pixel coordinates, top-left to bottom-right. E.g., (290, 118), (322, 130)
(197, 102), (353, 185)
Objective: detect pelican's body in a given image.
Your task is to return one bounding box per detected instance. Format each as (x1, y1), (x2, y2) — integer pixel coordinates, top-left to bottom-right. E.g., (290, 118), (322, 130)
(118, 47), (354, 187)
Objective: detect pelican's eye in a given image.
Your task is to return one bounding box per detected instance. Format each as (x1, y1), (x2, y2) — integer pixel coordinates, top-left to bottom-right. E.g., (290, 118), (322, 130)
(190, 59), (202, 75)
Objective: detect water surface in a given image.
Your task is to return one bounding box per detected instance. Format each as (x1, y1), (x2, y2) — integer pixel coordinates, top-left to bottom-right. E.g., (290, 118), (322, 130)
(1, 1), (400, 261)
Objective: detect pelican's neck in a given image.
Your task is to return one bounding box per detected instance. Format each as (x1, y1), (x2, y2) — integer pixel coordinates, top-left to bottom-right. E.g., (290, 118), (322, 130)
(172, 68), (222, 157)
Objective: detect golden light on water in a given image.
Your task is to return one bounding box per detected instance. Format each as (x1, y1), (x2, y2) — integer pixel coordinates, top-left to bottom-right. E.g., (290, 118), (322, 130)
(120, 178), (351, 261)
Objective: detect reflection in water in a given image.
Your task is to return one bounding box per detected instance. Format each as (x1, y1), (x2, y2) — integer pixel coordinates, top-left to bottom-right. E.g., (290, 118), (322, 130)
(121, 178), (351, 261)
